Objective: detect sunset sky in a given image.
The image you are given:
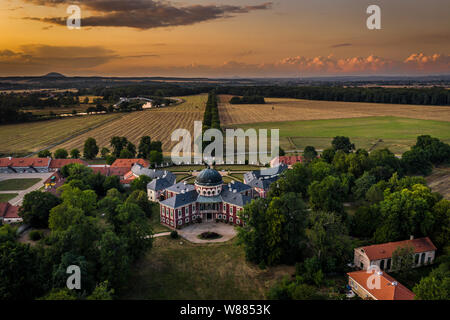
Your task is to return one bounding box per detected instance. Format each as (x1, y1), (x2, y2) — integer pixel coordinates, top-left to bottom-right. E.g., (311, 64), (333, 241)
(0, 0), (449, 77)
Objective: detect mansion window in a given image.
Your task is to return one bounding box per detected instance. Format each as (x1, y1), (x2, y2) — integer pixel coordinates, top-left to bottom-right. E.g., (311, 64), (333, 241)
(178, 220), (182, 225)
(178, 209), (182, 218)
(237, 219), (240, 224)
(185, 207), (189, 215)
(162, 217), (165, 223)
(218, 214), (222, 219)
(229, 206), (233, 215)
(170, 210), (173, 218)
(223, 204), (226, 211)
(185, 218), (190, 223)
(229, 217), (233, 223)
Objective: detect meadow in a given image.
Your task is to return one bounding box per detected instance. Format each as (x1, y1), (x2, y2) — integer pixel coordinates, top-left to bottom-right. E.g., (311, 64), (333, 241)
(120, 237), (294, 300)
(235, 116), (450, 154)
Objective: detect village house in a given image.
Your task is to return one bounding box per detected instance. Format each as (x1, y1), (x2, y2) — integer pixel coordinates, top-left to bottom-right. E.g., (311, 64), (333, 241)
(0, 202), (22, 224)
(353, 237), (437, 272)
(244, 164), (288, 198)
(0, 157), (51, 173)
(347, 270), (415, 300)
(270, 155), (304, 168)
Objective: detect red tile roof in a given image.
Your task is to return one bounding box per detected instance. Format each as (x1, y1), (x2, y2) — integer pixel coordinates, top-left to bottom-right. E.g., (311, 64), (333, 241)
(110, 158), (149, 169)
(90, 166), (129, 178)
(360, 237), (436, 261)
(274, 156), (304, 166)
(0, 202), (20, 219)
(49, 159), (87, 169)
(0, 158), (50, 168)
(348, 270), (415, 300)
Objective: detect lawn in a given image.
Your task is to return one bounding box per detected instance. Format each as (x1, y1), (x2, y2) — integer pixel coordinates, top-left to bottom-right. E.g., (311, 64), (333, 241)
(149, 205), (171, 234)
(0, 178), (42, 191)
(120, 237), (294, 300)
(236, 116), (450, 154)
(0, 193), (18, 202)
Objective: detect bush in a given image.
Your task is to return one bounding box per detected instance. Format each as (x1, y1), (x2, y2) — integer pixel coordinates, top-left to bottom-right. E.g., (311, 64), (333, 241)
(29, 230), (43, 241)
(170, 231), (179, 239)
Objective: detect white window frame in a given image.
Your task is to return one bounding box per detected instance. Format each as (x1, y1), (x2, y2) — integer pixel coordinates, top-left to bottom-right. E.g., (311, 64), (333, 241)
(178, 209), (182, 218)
(229, 217), (233, 223)
(178, 219), (182, 225)
(185, 218), (189, 223)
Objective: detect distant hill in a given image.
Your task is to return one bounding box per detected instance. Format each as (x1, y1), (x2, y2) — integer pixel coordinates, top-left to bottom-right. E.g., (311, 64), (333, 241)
(42, 72), (66, 78)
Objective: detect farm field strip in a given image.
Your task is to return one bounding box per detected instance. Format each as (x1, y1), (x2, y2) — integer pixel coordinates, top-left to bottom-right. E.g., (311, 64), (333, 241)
(52, 94), (207, 154)
(0, 114), (122, 155)
(219, 96), (450, 126)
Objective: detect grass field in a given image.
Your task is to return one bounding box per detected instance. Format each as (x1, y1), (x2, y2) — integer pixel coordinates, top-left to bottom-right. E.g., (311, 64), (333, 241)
(0, 193), (18, 202)
(0, 178), (41, 191)
(0, 114), (121, 155)
(52, 94), (207, 155)
(120, 237), (294, 300)
(219, 95), (450, 125)
(235, 116), (450, 154)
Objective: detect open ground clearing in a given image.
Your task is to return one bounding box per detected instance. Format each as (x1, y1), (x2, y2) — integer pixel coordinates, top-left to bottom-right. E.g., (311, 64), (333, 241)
(52, 95), (207, 155)
(120, 237), (294, 300)
(0, 178), (42, 191)
(426, 166), (450, 200)
(236, 116), (450, 154)
(0, 114), (121, 156)
(218, 95), (450, 125)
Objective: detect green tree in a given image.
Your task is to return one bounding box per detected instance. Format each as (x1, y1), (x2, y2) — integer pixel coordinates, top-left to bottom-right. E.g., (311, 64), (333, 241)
(149, 150), (163, 164)
(87, 281), (114, 300)
(303, 146), (317, 162)
(126, 190), (153, 217)
(39, 289), (77, 300)
(138, 136), (152, 159)
(70, 148), (80, 159)
(392, 245), (415, 273)
(83, 137), (99, 160)
(103, 175), (124, 193)
(321, 148), (336, 164)
(19, 191), (61, 228)
(54, 148), (68, 159)
(48, 203), (85, 231)
(306, 211), (352, 272)
(98, 231), (130, 290)
(101, 147), (110, 158)
(332, 136), (355, 153)
(308, 176), (345, 214)
(353, 172), (376, 200)
(110, 136), (128, 157)
(119, 148), (134, 159)
(413, 261), (450, 300)
(130, 175), (152, 192)
(38, 150), (52, 158)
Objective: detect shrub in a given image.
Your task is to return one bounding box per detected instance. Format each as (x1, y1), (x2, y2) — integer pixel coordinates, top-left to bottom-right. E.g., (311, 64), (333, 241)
(170, 231), (179, 239)
(29, 230), (43, 241)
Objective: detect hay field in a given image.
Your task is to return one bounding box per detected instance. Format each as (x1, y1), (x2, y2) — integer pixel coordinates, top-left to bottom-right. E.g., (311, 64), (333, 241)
(0, 114), (121, 155)
(52, 94), (207, 155)
(218, 95), (450, 126)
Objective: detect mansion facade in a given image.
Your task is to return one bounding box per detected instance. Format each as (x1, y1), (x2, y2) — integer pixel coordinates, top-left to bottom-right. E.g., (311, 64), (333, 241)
(152, 165), (286, 230)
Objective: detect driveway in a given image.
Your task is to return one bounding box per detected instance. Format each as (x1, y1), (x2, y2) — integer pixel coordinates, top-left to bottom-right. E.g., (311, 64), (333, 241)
(178, 222), (237, 244)
(0, 172), (54, 206)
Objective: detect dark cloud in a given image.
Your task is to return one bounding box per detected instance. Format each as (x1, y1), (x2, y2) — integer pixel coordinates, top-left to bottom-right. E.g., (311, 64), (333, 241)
(330, 43), (352, 48)
(23, 0), (273, 29)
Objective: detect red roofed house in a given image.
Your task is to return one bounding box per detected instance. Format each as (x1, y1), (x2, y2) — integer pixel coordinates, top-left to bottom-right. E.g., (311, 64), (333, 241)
(354, 237), (436, 272)
(270, 156), (303, 168)
(49, 159), (87, 171)
(347, 270), (415, 300)
(0, 157), (51, 173)
(90, 165), (130, 184)
(0, 202), (22, 224)
(110, 159), (150, 169)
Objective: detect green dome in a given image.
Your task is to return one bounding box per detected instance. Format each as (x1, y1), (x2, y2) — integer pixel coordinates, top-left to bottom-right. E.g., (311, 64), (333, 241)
(195, 168), (223, 186)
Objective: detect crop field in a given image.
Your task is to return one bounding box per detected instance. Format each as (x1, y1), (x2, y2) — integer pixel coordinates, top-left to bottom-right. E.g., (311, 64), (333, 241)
(52, 94), (207, 155)
(218, 95), (450, 125)
(0, 114), (121, 156)
(236, 116), (450, 154)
